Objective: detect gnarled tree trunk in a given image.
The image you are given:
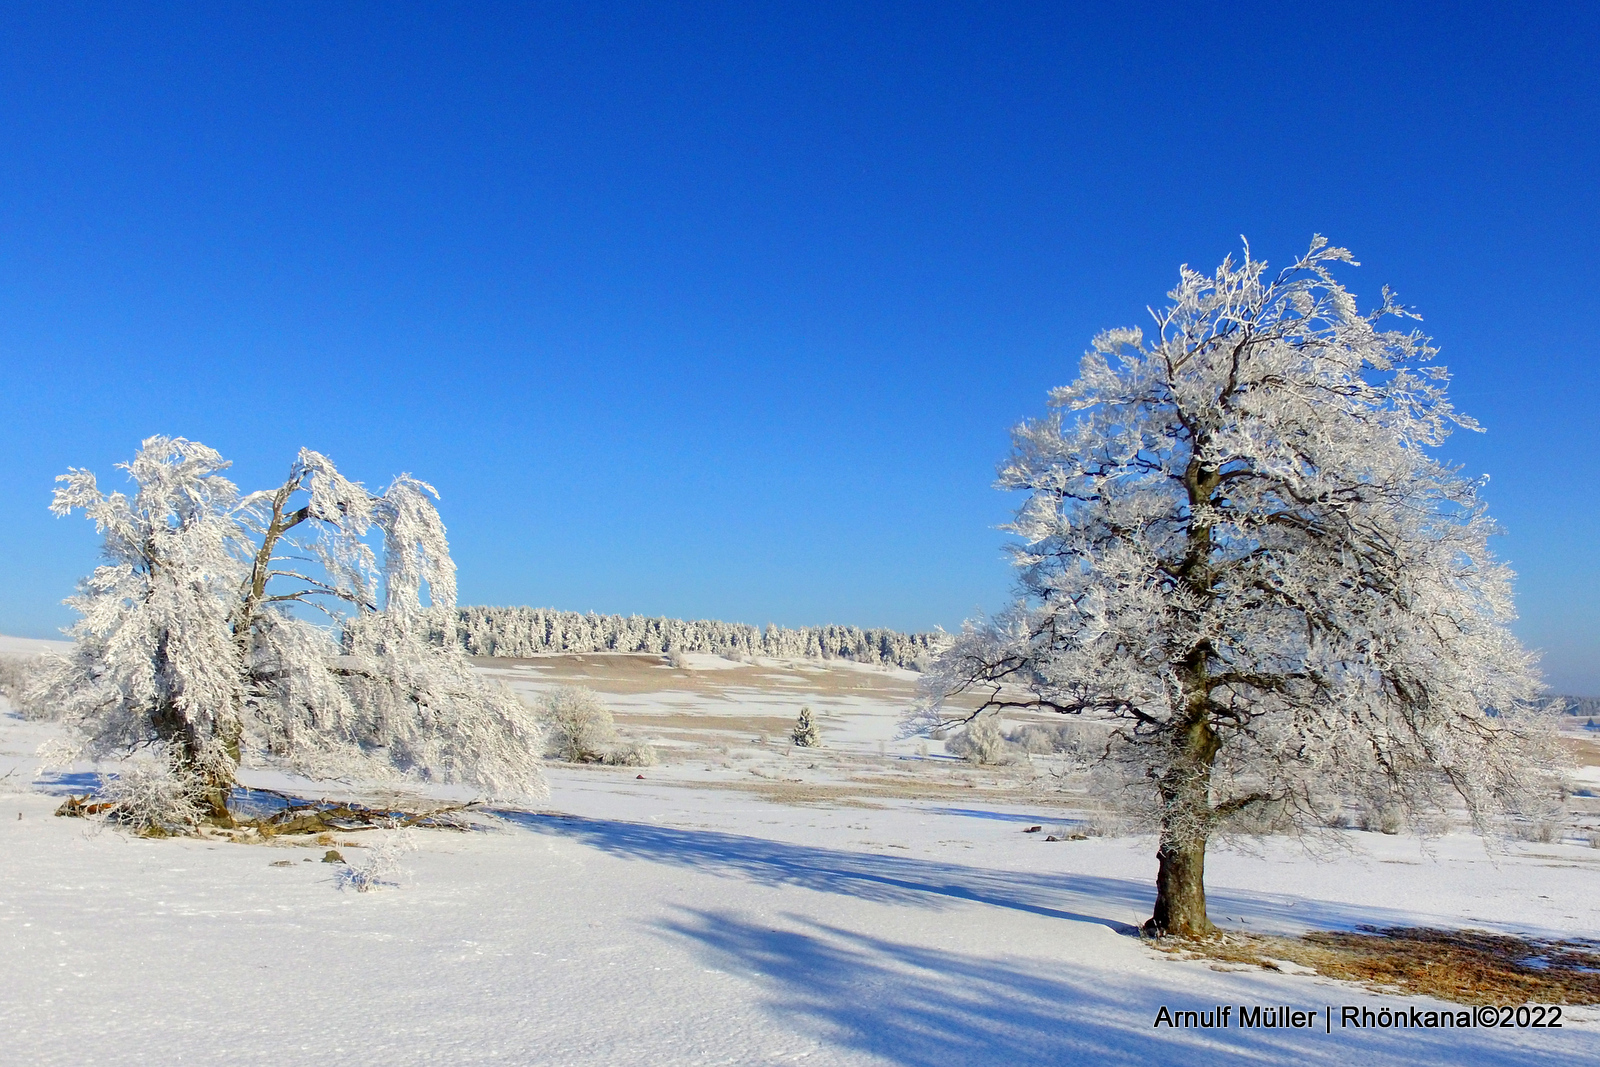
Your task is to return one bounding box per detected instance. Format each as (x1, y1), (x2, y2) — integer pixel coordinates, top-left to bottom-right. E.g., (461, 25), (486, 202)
(1146, 826), (1212, 938)
(1143, 705), (1219, 938)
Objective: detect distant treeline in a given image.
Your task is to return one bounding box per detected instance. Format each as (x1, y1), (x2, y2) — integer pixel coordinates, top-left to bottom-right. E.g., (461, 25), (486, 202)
(1540, 695), (1600, 719)
(456, 606), (950, 669)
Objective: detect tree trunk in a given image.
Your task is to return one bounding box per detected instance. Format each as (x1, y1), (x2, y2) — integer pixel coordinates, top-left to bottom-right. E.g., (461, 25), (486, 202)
(1146, 449), (1223, 938)
(150, 632), (238, 826)
(1144, 828), (1213, 938)
(151, 698), (237, 826)
(1143, 704), (1220, 938)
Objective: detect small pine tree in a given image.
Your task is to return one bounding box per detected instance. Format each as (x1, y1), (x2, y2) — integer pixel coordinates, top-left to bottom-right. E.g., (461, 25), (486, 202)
(791, 706), (820, 747)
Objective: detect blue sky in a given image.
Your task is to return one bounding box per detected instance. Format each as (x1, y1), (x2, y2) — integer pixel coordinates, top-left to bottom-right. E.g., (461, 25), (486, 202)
(1, 3), (1596, 694)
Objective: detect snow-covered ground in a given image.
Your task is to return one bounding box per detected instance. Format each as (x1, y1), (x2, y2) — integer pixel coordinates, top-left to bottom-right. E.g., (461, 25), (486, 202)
(1, 651), (1596, 1065)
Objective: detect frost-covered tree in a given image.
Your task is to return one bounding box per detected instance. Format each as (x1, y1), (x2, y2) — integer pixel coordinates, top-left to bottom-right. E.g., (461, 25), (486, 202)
(944, 711), (1009, 765)
(791, 706), (820, 747)
(539, 685), (619, 763)
(916, 239), (1557, 938)
(29, 437), (545, 823)
(537, 685), (655, 765)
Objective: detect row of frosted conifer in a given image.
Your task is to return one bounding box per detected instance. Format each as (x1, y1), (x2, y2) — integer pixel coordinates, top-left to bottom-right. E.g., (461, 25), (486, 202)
(455, 606), (949, 669)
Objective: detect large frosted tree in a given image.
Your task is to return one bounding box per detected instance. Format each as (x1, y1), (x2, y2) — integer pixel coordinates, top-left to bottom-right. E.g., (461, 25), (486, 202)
(30, 437), (544, 824)
(918, 238), (1556, 938)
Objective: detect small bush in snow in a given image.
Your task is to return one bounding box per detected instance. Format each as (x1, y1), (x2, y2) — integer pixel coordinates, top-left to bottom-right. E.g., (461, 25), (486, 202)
(1008, 722), (1075, 755)
(1356, 804), (1406, 835)
(1082, 812), (1133, 839)
(336, 829), (416, 892)
(0, 655), (44, 712)
(602, 739), (658, 767)
(791, 707), (820, 747)
(540, 686), (619, 762)
(946, 712), (1010, 765)
(95, 745), (205, 836)
(666, 650), (689, 670)
(1513, 819), (1561, 844)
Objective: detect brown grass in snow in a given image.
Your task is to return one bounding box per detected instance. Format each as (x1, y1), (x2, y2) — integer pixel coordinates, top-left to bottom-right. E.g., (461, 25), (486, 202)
(1160, 926), (1600, 1005)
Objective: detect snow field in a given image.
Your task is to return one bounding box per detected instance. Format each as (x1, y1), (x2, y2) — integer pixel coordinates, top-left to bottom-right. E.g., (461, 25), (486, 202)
(1, 655), (1597, 1065)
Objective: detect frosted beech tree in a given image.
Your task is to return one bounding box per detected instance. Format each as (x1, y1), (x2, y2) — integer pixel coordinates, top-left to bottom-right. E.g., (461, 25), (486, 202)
(29, 437), (544, 824)
(916, 238), (1557, 938)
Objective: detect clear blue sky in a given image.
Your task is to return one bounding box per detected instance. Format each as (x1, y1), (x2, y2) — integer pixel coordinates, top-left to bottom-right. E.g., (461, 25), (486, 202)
(1, 3), (1596, 694)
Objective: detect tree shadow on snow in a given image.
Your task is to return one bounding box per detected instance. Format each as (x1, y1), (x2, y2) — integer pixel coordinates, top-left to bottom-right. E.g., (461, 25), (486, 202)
(501, 811), (1495, 937)
(501, 810), (1146, 932)
(920, 806), (1089, 826)
(658, 908), (1599, 1067)
(30, 769), (101, 795)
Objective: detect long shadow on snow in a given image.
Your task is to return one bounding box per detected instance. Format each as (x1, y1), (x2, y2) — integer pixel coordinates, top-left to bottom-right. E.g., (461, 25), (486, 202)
(921, 806), (1089, 826)
(31, 770), (101, 795)
(660, 908), (1598, 1067)
(501, 809), (1145, 932)
(500, 810), (1535, 937)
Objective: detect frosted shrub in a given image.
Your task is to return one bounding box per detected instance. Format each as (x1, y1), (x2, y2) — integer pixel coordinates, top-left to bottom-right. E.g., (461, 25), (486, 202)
(336, 829), (417, 892)
(603, 739), (658, 767)
(96, 745), (205, 836)
(946, 712), (1011, 765)
(791, 707), (820, 747)
(0, 655), (43, 709)
(537, 686), (657, 765)
(1513, 819), (1561, 844)
(1356, 804), (1406, 835)
(1218, 796), (1295, 837)
(1080, 810), (1135, 839)
(540, 686), (618, 762)
(1008, 722), (1074, 755)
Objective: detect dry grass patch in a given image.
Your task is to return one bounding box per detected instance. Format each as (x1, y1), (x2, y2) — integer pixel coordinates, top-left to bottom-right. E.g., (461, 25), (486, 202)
(476, 653), (929, 702)
(611, 712), (799, 736)
(1565, 736), (1600, 769)
(1157, 926), (1600, 1005)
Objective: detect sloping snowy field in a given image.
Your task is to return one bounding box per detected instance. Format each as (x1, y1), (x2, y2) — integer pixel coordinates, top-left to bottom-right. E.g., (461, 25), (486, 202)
(1, 645), (1596, 1065)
